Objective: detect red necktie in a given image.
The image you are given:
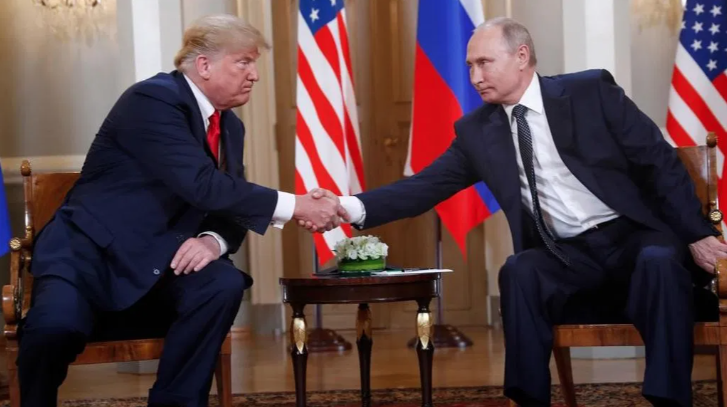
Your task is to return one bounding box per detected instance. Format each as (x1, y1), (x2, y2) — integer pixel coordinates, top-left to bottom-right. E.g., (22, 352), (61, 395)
(207, 110), (220, 162)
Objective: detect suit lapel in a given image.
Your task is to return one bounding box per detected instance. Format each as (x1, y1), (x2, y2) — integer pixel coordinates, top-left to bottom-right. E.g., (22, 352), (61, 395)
(540, 76), (605, 200)
(478, 106), (523, 234)
(173, 71), (207, 146)
(219, 111), (239, 174)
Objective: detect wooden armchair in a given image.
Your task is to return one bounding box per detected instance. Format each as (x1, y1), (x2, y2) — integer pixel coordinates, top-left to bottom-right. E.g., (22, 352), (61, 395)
(547, 133), (727, 406)
(3, 160), (233, 407)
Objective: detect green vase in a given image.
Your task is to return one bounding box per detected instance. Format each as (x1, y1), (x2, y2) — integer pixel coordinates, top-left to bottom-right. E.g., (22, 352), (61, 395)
(338, 257), (386, 273)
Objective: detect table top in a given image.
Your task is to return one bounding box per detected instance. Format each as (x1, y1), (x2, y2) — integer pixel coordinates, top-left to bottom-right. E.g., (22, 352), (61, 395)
(279, 272), (441, 287)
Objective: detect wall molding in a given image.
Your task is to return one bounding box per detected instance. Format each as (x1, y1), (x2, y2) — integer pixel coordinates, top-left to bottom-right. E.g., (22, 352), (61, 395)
(1, 155), (86, 185)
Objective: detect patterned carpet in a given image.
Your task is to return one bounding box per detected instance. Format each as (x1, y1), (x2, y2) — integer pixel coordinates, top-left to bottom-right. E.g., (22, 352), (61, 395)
(47, 381), (719, 406)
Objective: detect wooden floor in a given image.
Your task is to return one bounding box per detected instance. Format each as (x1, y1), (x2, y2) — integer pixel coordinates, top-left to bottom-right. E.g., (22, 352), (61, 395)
(40, 326), (716, 400)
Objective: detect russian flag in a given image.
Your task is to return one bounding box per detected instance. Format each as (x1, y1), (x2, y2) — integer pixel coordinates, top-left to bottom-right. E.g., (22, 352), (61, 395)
(0, 163), (11, 257)
(404, 0), (500, 257)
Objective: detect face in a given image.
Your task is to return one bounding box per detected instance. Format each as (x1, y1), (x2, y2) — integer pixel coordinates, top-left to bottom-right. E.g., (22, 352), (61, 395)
(466, 26), (531, 105)
(195, 47), (260, 110)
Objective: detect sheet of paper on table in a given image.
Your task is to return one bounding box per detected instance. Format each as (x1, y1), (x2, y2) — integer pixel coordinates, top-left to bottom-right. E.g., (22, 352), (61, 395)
(371, 268), (453, 276)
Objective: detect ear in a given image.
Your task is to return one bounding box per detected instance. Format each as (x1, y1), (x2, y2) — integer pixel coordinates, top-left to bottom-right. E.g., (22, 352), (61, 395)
(195, 54), (212, 80)
(517, 44), (530, 70)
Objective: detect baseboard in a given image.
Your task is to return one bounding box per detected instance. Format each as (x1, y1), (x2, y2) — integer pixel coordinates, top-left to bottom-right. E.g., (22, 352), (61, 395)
(1, 155), (86, 184)
(487, 295), (502, 328)
(250, 303), (285, 335)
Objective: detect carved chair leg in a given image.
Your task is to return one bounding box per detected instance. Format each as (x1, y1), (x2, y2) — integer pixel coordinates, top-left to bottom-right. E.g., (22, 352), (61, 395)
(719, 345), (727, 407)
(7, 348), (19, 407)
(214, 352), (232, 407)
(553, 347), (577, 407)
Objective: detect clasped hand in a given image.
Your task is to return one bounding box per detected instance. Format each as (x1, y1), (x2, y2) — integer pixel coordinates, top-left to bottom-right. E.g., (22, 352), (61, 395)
(293, 188), (349, 232)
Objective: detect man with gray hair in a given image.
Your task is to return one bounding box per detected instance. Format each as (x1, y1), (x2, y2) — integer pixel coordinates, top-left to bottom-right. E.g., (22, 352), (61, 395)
(317, 16), (726, 407)
(16, 14), (345, 406)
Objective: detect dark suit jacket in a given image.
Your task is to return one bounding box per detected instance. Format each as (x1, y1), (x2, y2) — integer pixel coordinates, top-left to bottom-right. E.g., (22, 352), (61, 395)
(30, 70), (277, 311)
(356, 69), (720, 265)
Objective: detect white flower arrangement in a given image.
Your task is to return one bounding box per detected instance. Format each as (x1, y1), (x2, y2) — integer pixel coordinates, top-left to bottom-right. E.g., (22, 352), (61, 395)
(334, 235), (389, 262)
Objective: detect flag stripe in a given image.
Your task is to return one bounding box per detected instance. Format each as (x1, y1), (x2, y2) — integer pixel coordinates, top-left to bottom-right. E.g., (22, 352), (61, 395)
(296, 112), (344, 197)
(416, 0), (482, 113)
(296, 74), (349, 194)
(458, 0), (485, 28)
(337, 13), (355, 87)
(672, 66), (727, 145)
(297, 49), (346, 160)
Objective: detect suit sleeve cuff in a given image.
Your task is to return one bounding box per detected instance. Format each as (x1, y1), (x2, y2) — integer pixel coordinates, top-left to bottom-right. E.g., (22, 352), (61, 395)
(198, 231), (228, 256)
(271, 191), (296, 229)
(340, 196), (366, 226)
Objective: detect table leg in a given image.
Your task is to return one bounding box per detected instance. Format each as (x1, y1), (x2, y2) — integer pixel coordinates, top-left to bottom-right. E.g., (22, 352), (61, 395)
(356, 303), (373, 407)
(414, 298), (434, 407)
(289, 303), (308, 407)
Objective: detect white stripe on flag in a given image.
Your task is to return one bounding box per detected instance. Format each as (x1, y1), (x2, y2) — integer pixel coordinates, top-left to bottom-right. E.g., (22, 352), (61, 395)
(459, 0), (485, 26)
(675, 44), (727, 130)
(295, 138), (319, 191)
(298, 12), (344, 124)
(297, 75), (349, 194)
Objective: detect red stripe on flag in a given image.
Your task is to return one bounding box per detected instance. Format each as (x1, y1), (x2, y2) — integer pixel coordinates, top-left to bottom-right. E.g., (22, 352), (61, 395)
(344, 110), (366, 191)
(666, 110), (697, 147)
(336, 13), (354, 87)
(294, 169), (307, 195)
(672, 67), (727, 149)
(297, 48), (346, 160)
(434, 187), (489, 258)
(410, 43), (484, 256)
(713, 73), (727, 105)
(314, 233), (334, 265)
(313, 25), (342, 86)
(410, 44), (464, 172)
(296, 112), (344, 196)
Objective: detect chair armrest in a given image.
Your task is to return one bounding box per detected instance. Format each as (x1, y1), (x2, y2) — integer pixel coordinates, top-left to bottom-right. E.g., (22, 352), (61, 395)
(716, 258), (727, 315)
(4, 237), (30, 338)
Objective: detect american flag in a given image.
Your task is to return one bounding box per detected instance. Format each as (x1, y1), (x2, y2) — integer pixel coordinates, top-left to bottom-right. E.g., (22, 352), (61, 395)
(667, 0), (726, 227)
(294, 0), (365, 265)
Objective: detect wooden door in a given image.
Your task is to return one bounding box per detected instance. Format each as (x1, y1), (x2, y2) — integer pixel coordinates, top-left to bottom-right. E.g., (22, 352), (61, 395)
(272, 0), (488, 331)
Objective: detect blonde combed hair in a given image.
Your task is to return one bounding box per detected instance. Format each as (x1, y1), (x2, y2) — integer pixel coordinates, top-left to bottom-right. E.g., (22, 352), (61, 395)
(174, 14), (270, 72)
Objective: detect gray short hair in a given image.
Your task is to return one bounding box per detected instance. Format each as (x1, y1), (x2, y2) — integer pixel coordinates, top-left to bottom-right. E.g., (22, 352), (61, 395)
(477, 17), (537, 67)
(174, 14), (270, 72)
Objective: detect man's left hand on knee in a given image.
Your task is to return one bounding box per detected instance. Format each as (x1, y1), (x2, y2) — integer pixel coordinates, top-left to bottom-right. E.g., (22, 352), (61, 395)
(170, 236), (221, 275)
(688, 235), (727, 274)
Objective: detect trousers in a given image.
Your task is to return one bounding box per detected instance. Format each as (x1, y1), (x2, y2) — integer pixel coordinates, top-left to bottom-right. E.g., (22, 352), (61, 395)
(16, 258), (248, 407)
(500, 217), (698, 407)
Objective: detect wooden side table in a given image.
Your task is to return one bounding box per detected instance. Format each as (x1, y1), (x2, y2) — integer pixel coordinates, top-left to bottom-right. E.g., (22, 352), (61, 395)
(279, 273), (442, 407)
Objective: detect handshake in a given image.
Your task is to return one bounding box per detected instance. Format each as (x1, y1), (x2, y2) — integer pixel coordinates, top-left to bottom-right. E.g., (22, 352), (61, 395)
(293, 188), (350, 233)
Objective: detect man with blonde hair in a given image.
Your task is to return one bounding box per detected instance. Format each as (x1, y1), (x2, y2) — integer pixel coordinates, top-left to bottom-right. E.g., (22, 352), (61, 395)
(16, 14), (343, 406)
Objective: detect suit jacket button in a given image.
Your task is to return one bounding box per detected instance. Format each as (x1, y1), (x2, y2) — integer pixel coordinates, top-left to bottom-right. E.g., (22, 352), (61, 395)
(153, 268), (160, 275)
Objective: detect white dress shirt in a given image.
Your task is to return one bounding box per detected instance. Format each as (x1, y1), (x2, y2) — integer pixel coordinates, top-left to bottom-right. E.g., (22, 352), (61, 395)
(341, 72), (619, 239)
(184, 75), (295, 255)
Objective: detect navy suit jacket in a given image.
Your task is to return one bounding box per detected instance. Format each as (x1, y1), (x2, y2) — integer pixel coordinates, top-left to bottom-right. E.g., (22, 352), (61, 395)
(31, 70), (278, 311)
(356, 69), (720, 270)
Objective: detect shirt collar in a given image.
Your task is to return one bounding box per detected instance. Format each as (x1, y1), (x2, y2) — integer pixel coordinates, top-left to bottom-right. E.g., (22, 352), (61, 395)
(503, 72), (543, 123)
(183, 74), (216, 130)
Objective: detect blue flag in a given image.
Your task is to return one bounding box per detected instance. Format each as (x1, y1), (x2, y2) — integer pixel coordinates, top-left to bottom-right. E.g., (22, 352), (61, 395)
(0, 162), (11, 257)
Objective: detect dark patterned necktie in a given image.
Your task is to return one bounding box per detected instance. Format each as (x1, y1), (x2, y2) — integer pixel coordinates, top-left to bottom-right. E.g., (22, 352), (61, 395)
(512, 104), (571, 266)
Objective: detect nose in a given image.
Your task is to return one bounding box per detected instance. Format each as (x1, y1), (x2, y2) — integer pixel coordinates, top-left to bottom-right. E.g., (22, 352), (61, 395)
(248, 62), (260, 82)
